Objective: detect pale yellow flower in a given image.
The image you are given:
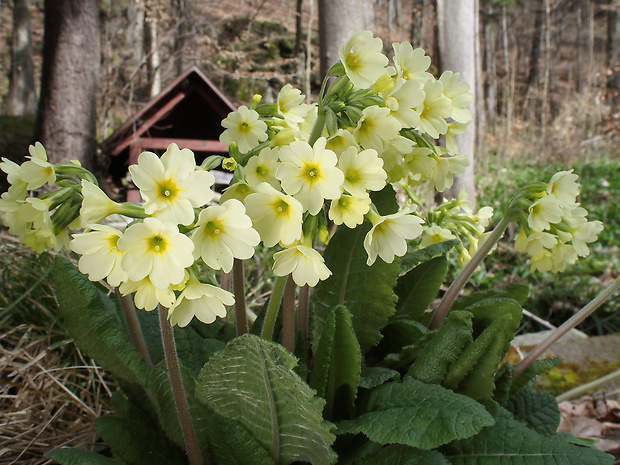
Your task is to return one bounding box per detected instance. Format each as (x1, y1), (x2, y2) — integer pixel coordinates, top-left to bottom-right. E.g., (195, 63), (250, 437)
(220, 105), (268, 153)
(339, 30), (389, 89)
(70, 224), (127, 287)
(403, 147), (436, 184)
(272, 244), (331, 287)
(429, 154), (469, 192)
(276, 138), (344, 215)
(364, 207), (424, 265)
(0, 158), (27, 195)
(353, 105), (402, 153)
(244, 182), (303, 247)
(439, 71), (473, 124)
(20, 142), (56, 190)
(168, 278), (234, 327)
(380, 136), (414, 183)
(325, 129), (359, 157)
(276, 84), (311, 128)
(445, 122), (468, 155)
(191, 199), (260, 273)
(329, 193), (371, 228)
(392, 42), (433, 83)
(383, 77), (424, 129)
(547, 170), (580, 207)
(420, 224), (456, 248)
(570, 220), (603, 257)
(117, 217), (194, 289)
(129, 144), (215, 225)
(79, 180), (123, 228)
(119, 277), (176, 311)
(244, 147), (281, 190)
(528, 195), (563, 231)
(338, 146), (387, 197)
(220, 181), (254, 204)
(416, 80), (452, 139)
(551, 243), (579, 272)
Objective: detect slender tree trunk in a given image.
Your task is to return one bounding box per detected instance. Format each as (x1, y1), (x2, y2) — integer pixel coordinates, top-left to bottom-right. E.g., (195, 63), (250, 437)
(145, 1), (161, 98)
(318, 0), (365, 80)
(484, 11), (496, 133)
(606, 0), (620, 113)
(576, 0), (583, 92)
(34, 0), (99, 170)
(6, 0), (36, 116)
(436, 0), (477, 208)
(541, 0), (551, 139)
(294, 0), (303, 57)
(474, 0), (485, 157)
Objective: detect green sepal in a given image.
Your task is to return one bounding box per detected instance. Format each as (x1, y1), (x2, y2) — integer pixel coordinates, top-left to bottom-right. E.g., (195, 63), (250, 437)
(407, 310), (474, 385)
(309, 305), (362, 421)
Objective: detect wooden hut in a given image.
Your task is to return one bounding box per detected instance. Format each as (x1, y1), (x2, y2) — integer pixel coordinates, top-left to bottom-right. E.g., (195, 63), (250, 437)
(101, 65), (236, 201)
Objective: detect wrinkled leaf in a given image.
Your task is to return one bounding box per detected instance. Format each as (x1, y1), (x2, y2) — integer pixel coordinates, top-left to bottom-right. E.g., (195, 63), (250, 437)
(507, 387), (561, 435)
(45, 449), (124, 465)
(337, 377), (494, 449)
(394, 255), (448, 322)
(358, 367), (401, 390)
(399, 240), (459, 272)
(313, 223), (399, 354)
(196, 334), (336, 465)
(309, 305), (361, 421)
(206, 414), (275, 465)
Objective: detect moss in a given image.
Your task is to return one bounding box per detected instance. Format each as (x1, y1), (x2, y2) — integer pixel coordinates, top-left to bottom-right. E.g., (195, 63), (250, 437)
(536, 360), (620, 396)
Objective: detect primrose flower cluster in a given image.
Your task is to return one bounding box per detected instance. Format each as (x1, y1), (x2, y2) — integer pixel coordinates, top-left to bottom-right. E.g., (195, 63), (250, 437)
(508, 170), (603, 273)
(0, 30), (604, 328)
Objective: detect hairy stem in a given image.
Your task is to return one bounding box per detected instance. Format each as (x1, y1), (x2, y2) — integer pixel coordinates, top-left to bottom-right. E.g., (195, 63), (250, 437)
(158, 305), (203, 465)
(514, 275), (620, 377)
(430, 214), (511, 329)
(118, 292), (152, 366)
(232, 258), (248, 336)
(261, 275), (287, 340)
(281, 275), (297, 352)
(298, 284), (310, 351)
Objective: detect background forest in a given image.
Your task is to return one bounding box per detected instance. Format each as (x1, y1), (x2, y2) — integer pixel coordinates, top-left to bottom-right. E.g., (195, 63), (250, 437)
(0, 0), (619, 463)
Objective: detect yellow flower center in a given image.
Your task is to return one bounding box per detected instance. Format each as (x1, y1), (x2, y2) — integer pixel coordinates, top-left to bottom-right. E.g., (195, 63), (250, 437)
(149, 235), (167, 253)
(338, 197), (349, 208)
(238, 121), (251, 134)
(274, 199), (290, 214)
(204, 220), (222, 238)
(158, 180), (177, 200)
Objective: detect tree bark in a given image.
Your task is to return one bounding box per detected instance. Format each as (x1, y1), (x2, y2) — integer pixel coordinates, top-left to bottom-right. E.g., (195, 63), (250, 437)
(144, 3), (161, 98)
(436, 0), (477, 208)
(34, 0), (99, 170)
(6, 0), (37, 116)
(318, 0), (366, 80)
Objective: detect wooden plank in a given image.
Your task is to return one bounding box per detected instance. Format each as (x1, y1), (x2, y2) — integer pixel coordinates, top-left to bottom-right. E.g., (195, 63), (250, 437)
(134, 137), (228, 153)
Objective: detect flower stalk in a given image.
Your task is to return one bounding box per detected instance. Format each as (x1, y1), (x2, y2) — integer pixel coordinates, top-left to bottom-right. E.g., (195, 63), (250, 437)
(118, 292), (152, 367)
(430, 214), (511, 329)
(281, 275), (297, 352)
(513, 275), (620, 377)
(260, 274), (287, 340)
(158, 305), (203, 465)
(232, 258), (248, 336)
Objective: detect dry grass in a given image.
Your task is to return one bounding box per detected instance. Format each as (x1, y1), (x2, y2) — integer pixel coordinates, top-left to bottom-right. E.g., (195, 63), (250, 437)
(0, 325), (115, 465)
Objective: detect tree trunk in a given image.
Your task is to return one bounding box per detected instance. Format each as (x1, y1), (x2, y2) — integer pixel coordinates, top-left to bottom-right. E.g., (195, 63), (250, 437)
(318, 0), (366, 80)
(34, 0), (99, 170)
(145, 1), (161, 98)
(6, 0), (37, 116)
(607, 0), (620, 113)
(294, 0), (303, 57)
(436, 0), (477, 208)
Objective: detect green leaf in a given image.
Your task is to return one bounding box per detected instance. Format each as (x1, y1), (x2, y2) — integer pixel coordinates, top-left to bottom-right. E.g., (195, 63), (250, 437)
(337, 377), (494, 449)
(509, 357), (561, 397)
(464, 297), (523, 339)
(443, 404), (614, 465)
(51, 257), (150, 387)
(407, 310), (474, 385)
(95, 416), (187, 465)
(370, 184), (399, 215)
(444, 314), (516, 401)
(361, 445), (451, 465)
(358, 367), (401, 389)
(374, 319), (428, 359)
(206, 414), (275, 465)
(451, 284), (529, 310)
(313, 223), (399, 354)
(196, 334), (337, 465)
(507, 387), (561, 435)
(394, 255), (448, 322)
(45, 449), (124, 465)
(309, 305), (362, 421)
(399, 240), (459, 273)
